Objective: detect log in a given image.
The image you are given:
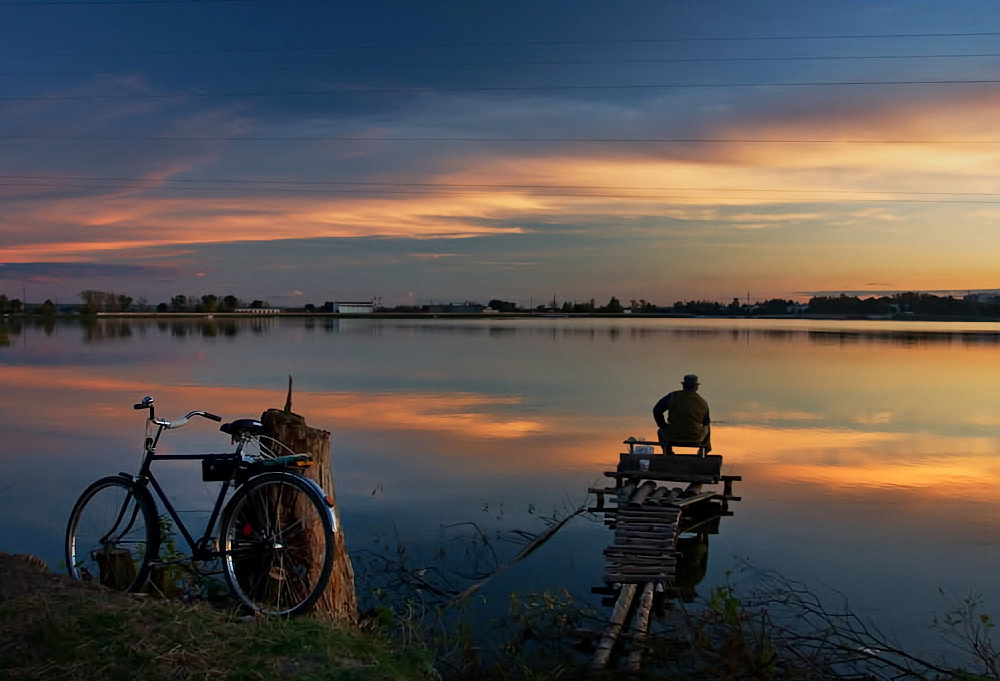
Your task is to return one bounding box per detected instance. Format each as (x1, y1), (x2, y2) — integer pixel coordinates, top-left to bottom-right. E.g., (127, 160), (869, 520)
(592, 582), (637, 668)
(261, 405), (358, 623)
(648, 487), (669, 504)
(627, 480), (658, 506)
(626, 583), (656, 673)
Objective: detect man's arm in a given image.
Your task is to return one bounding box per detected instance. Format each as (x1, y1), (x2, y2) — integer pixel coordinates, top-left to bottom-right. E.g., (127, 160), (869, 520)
(652, 393), (671, 429)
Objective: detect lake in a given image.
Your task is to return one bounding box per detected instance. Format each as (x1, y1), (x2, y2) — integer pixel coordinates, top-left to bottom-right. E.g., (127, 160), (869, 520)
(1, 315), (997, 663)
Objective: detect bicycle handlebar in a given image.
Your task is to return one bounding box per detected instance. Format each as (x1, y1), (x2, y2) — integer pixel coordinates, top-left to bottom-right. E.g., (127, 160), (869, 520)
(135, 396), (221, 429)
(152, 410), (222, 429)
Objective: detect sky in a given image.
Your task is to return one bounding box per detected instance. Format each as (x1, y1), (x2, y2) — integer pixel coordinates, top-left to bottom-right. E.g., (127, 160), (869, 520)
(0, 0), (997, 308)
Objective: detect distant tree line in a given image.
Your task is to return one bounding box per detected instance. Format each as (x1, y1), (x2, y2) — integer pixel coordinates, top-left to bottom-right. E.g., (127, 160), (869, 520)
(1, 290), (997, 319)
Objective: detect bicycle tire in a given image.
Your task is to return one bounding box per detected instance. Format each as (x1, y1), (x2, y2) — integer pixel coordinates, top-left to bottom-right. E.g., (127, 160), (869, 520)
(65, 475), (159, 592)
(220, 471), (335, 616)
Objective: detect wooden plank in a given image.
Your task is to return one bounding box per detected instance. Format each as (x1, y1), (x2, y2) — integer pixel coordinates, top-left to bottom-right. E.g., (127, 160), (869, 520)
(606, 567), (672, 576)
(615, 529), (677, 540)
(615, 523), (676, 533)
(614, 510), (681, 521)
(604, 572), (673, 582)
(592, 582), (637, 669)
(606, 559), (676, 570)
(613, 533), (675, 543)
(673, 491), (719, 507)
(626, 583), (656, 673)
(615, 528), (677, 539)
(604, 547), (677, 558)
(604, 567), (673, 576)
(604, 544), (677, 555)
(606, 470), (721, 484)
(615, 505), (682, 515)
(613, 539), (674, 550)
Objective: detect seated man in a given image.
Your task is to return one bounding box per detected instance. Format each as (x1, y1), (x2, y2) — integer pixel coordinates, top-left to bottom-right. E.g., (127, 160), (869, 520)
(653, 374), (711, 454)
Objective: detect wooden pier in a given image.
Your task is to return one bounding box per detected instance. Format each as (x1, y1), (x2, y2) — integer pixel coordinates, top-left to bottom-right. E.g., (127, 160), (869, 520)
(587, 439), (741, 672)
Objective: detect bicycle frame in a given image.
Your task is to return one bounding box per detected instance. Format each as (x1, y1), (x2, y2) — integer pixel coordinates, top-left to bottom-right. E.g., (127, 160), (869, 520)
(129, 397), (243, 562)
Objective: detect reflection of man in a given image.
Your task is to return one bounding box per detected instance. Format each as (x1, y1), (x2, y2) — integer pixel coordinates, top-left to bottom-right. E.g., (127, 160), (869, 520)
(653, 374), (711, 454)
(674, 533), (709, 602)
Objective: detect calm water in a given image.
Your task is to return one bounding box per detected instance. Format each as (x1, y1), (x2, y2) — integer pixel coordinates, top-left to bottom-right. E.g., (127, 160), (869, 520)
(1, 316), (997, 660)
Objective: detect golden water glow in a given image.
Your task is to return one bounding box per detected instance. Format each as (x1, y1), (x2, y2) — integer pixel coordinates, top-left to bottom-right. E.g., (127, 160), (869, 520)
(4, 359), (995, 503)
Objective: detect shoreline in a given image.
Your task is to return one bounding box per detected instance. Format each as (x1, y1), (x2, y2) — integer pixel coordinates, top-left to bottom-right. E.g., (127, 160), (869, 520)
(3, 310), (999, 323)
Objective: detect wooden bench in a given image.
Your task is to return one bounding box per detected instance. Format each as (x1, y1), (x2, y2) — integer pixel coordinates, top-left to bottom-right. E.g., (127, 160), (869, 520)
(617, 451), (722, 482)
(623, 437), (709, 456)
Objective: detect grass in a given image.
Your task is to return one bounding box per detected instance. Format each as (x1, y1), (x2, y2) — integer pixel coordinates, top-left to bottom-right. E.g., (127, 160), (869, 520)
(0, 553), (434, 681)
(4, 550), (997, 681)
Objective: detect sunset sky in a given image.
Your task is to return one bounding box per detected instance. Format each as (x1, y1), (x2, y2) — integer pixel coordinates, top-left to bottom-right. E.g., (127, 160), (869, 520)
(1, 0), (997, 308)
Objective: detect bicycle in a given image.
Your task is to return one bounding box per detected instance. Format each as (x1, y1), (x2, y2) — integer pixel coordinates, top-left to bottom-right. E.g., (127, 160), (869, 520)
(65, 395), (337, 616)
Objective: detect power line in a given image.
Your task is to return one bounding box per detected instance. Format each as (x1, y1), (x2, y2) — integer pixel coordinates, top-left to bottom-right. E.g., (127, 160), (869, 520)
(1, 30), (997, 57)
(1, 134), (994, 144)
(2, 78), (996, 101)
(2, 52), (998, 75)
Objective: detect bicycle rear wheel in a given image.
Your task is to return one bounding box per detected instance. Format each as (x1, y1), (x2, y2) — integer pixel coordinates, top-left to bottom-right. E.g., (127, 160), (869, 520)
(220, 472), (334, 616)
(65, 476), (159, 592)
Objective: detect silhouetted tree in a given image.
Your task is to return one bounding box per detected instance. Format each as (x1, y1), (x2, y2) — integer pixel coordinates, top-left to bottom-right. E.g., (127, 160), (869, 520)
(488, 299), (517, 312)
(601, 296), (623, 313)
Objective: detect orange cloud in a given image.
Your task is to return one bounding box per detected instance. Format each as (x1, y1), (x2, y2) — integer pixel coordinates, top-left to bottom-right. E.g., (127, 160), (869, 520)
(6, 88), (995, 268)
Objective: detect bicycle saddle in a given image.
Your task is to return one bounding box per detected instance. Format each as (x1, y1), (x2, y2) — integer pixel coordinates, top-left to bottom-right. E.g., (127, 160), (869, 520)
(220, 419), (265, 437)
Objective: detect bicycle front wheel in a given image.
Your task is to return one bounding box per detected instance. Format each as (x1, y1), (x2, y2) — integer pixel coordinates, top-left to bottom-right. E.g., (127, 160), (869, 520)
(220, 472), (334, 616)
(65, 475), (159, 592)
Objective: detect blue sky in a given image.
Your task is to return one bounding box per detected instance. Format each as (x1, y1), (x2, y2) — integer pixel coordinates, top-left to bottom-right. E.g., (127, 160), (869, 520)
(1, 0), (997, 307)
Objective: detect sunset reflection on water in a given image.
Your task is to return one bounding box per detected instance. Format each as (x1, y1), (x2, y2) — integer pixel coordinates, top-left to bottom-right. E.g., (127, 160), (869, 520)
(0, 316), (996, 656)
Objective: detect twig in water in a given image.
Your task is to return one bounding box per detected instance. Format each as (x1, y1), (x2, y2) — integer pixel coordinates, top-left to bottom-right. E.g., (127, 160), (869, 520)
(444, 503), (588, 609)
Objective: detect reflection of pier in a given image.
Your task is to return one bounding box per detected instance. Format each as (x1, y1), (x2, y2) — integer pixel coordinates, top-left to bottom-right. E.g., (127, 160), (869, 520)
(587, 440), (741, 672)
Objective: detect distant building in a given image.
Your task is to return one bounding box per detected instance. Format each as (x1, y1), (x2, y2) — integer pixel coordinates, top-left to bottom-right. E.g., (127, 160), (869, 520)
(334, 301), (374, 314)
(235, 307), (281, 315)
(964, 293), (1000, 304)
(425, 302), (485, 314)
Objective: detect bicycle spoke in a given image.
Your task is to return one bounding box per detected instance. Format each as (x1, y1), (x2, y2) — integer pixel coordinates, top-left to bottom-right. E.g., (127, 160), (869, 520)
(65, 477), (157, 593)
(222, 474), (333, 616)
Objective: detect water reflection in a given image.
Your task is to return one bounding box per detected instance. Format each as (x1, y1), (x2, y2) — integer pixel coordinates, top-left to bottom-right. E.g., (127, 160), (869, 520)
(0, 317), (997, 660)
(4, 315), (999, 346)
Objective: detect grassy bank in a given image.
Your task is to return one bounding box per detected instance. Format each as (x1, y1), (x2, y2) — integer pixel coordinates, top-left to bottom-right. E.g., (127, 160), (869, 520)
(3, 551), (997, 680)
(0, 553), (434, 681)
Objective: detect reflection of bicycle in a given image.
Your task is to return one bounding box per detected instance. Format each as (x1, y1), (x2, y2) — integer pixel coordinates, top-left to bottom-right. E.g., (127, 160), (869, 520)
(65, 396), (336, 616)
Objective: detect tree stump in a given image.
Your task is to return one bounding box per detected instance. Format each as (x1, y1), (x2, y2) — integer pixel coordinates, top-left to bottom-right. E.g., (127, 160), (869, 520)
(260, 407), (358, 623)
(95, 547), (136, 590)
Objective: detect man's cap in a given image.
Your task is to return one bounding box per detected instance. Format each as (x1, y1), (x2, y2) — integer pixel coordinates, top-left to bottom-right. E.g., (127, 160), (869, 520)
(682, 374), (699, 386)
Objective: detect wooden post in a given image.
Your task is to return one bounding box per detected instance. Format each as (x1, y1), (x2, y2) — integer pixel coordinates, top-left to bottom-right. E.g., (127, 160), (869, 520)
(95, 547), (136, 590)
(261, 406), (358, 623)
